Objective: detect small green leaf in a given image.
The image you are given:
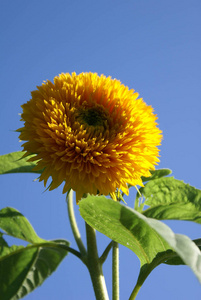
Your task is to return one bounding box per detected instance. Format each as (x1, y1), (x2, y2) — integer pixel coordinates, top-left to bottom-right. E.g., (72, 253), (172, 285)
(0, 233), (9, 255)
(141, 168), (172, 182)
(0, 152), (41, 175)
(79, 196), (201, 283)
(0, 240), (69, 300)
(0, 207), (44, 243)
(140, 177), (201, 223)
(135, 169), (172, 211)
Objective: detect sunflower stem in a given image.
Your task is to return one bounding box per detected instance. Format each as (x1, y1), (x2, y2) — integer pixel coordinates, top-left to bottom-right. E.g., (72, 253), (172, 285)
(99, 241), (113, 265)
(112, 241), (120, 300)
(85, 222), (109, 300)
(66, 190), (87, 257)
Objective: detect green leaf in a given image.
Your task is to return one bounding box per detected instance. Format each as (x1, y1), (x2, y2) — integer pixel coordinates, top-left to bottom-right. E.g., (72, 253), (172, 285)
(0, 207), (44, 243)
(79, 196), (201, 283)
(130, 169), (172, 200)
(0, 208), (70, 299)
(0, 232), (9, 255)
(135, 169), (172, 211)
(0, 152), (41, 175)
(139, 177), (201, 223)
(141, 168), (172, 183)
(165, 239), (201, 265)
(0, 239), (69, 300)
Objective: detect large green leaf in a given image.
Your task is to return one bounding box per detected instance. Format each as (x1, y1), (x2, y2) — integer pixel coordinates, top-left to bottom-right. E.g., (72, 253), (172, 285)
(79, 196), (201, 283)
(0, 207), (44, 243)
(0, 152), (41, 175)
(138, 177), (201, 223)
(0, 239), (69, 300)
(165, 238), (201, 265)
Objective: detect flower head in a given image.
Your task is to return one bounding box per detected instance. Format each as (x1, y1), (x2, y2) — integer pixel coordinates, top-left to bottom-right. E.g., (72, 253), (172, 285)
(18, 72), (162, 203)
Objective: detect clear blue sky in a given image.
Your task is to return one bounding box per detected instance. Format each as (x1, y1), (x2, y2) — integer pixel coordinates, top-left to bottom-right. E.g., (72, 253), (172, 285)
(1, 0), (201, 299)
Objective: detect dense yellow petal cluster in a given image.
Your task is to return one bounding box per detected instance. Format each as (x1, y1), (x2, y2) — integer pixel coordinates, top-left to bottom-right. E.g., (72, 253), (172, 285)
(18, 72), (162, 203)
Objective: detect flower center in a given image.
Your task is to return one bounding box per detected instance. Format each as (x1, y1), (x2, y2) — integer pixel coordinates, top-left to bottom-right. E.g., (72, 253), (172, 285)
(77, 107), (108, 129)
(83, 108), (106, 126)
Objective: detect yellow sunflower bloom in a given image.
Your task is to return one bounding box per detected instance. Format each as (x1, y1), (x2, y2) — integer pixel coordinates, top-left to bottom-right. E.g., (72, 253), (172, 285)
(18, 72), (162, 203)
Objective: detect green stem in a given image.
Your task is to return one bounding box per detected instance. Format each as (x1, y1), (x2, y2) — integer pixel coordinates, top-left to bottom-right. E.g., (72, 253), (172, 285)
(85, 222), (109, 300)
(112, 241), (119, 300)
(129, 281), (142, 300)
(128, 253), (177, 300)
(99, 241), (113, 265)
(129, 264), (155, 300)
(129, 266), (152, 300)
(66, 190), (87, 257)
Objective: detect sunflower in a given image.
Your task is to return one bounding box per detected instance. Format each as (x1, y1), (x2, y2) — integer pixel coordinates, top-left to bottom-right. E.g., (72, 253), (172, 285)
(18, 72), (162, 203)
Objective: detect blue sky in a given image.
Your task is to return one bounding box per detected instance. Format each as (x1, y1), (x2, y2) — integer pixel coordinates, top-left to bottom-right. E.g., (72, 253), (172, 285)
(1, 0), (201, 299)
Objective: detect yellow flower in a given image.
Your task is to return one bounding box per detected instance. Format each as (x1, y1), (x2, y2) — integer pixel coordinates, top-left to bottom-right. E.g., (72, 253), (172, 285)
(18, 72), (162, 203)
